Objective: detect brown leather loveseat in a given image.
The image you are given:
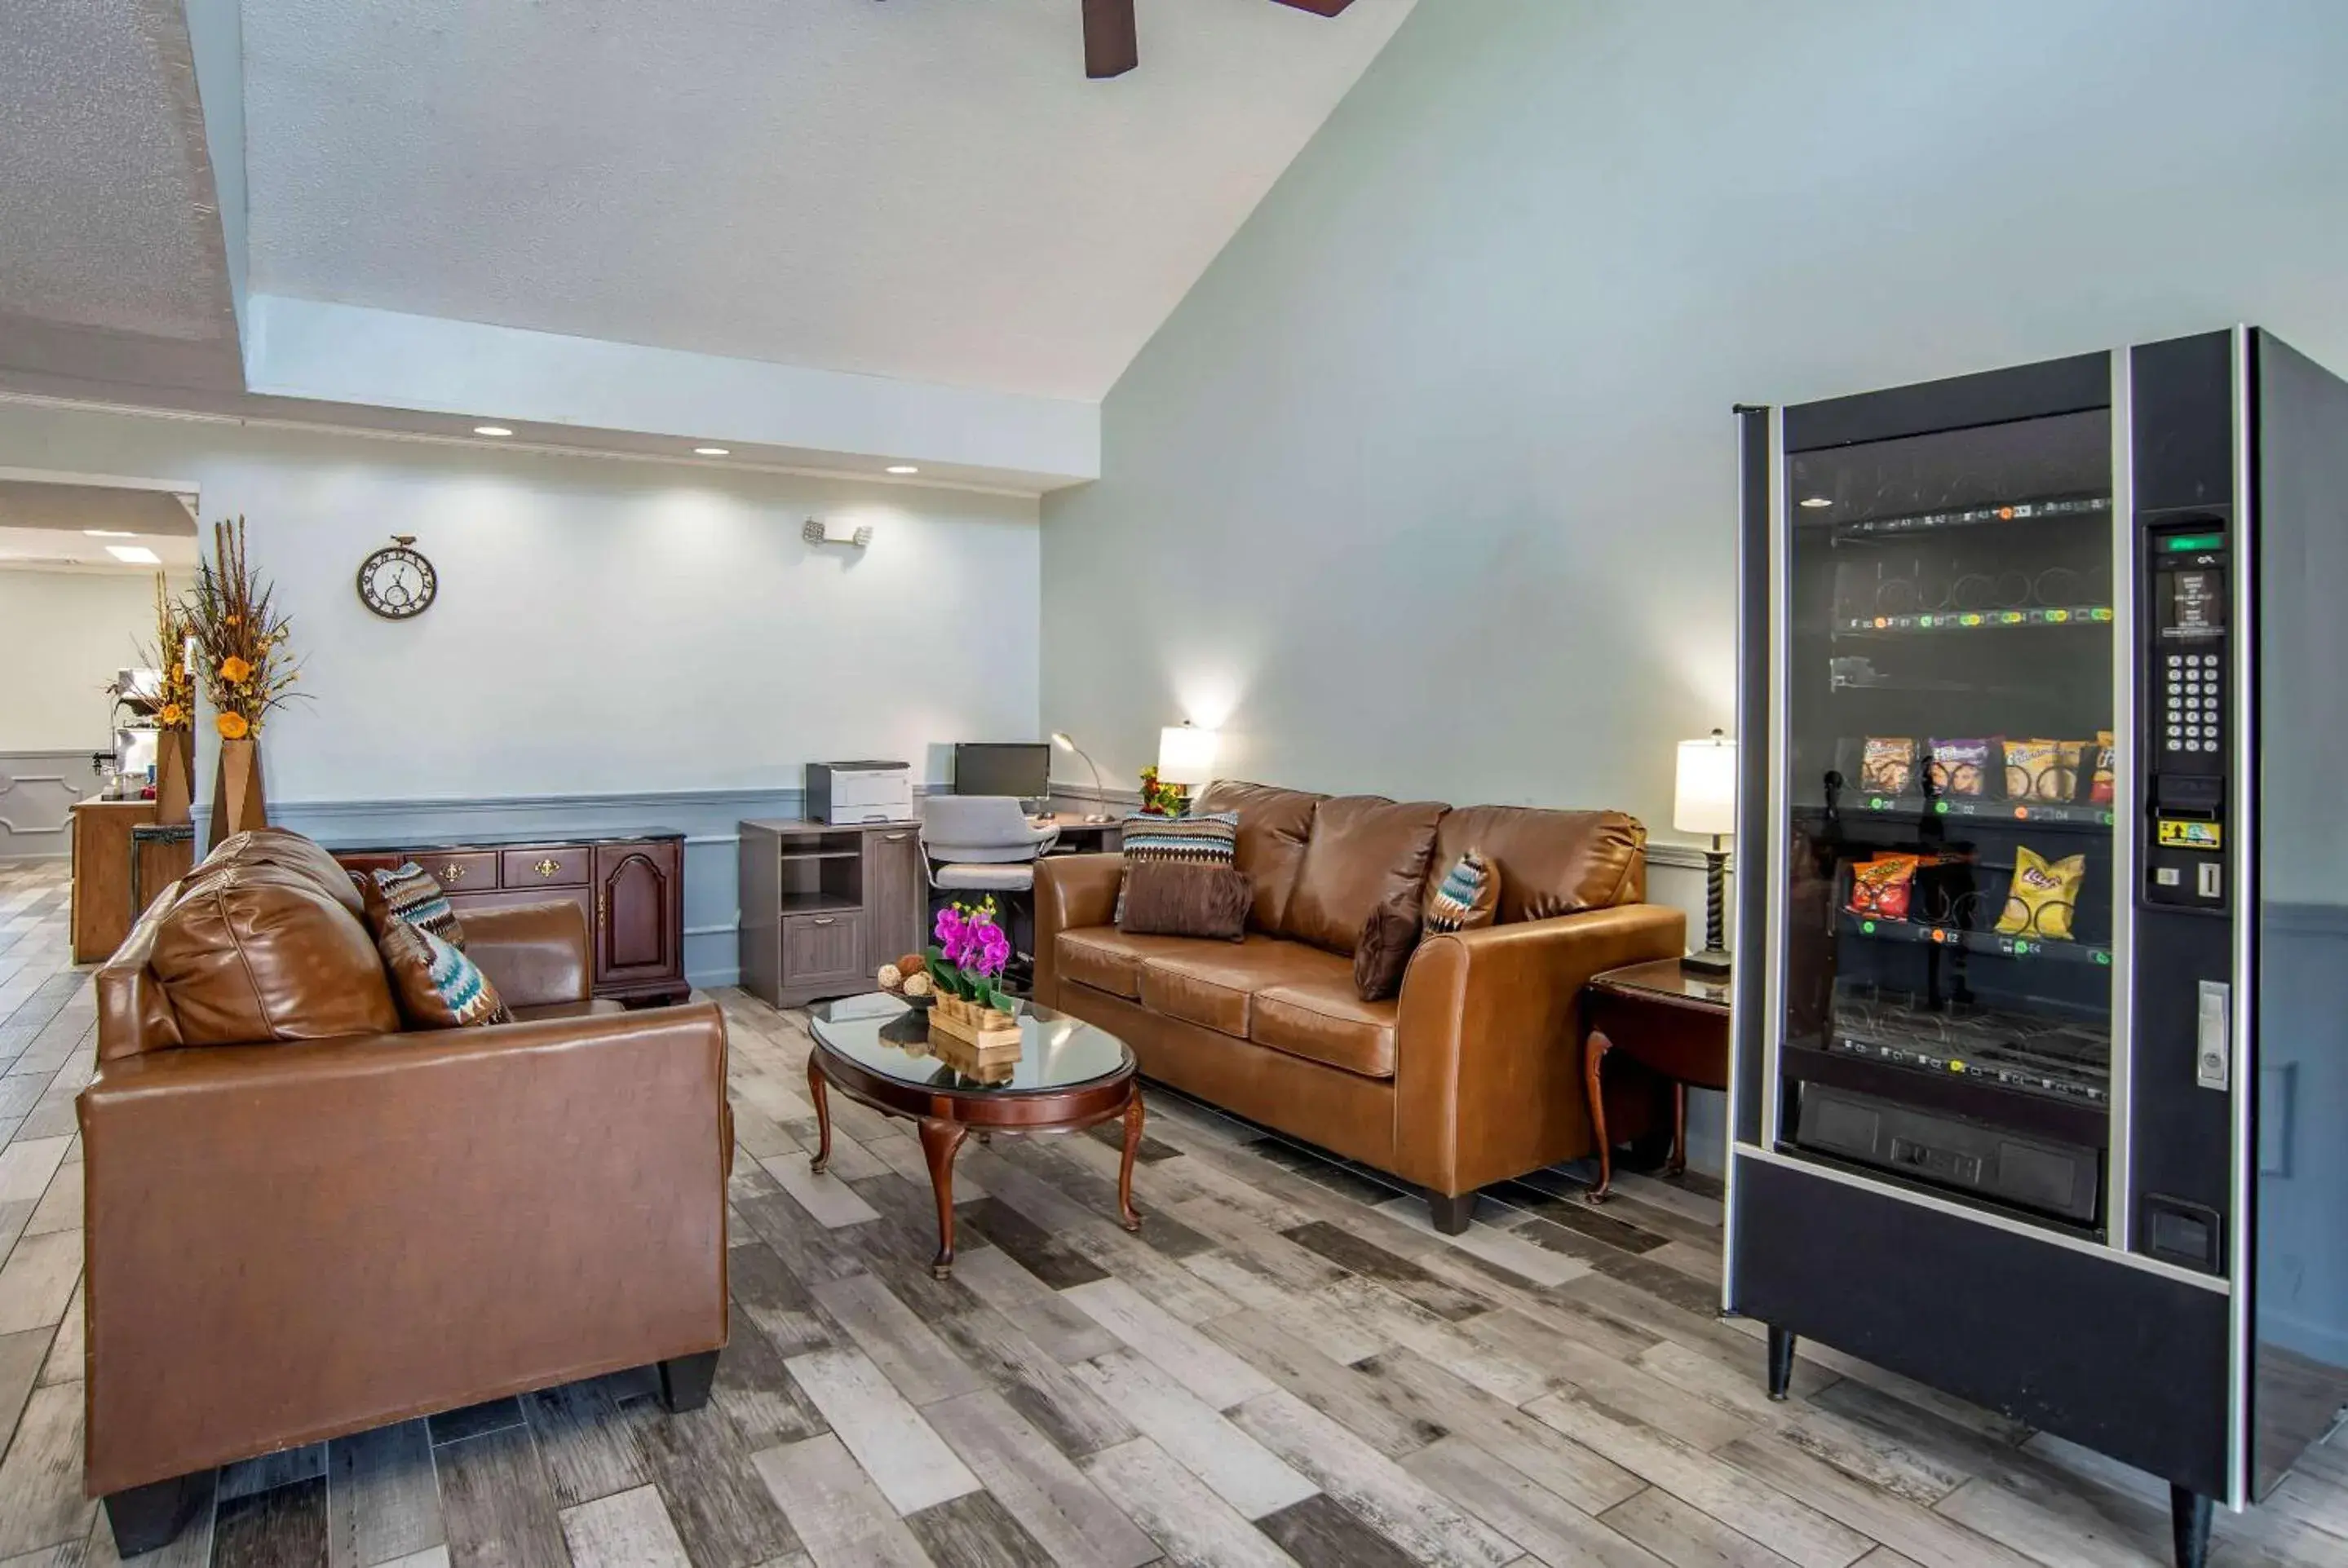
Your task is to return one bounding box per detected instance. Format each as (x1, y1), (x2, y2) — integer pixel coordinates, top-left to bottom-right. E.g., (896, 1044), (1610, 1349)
(1035, 782), (1684, 1232)
(77, 828), (730, 1555)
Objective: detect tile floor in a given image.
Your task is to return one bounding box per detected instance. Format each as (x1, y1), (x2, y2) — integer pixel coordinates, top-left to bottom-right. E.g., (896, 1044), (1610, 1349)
(1, 855), (2343, 1567)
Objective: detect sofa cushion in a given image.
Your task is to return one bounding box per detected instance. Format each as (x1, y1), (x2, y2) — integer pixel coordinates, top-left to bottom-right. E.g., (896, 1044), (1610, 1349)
(1352, 890), (1422, 1002)
(148, 864), (402, 1045)
(1426, 805), (1647, 921)
(1251, 978), (1400, 1079)
(1118, 860), (1251, 942)
(1056, 927), (1202, 1000)
(378, 921), (513, 1029)
(1282, 796), (1446, 956)
(184, 828), (367, 914)
(1139, 938), (1353, 1039)
(1194, 780), (1324, 934)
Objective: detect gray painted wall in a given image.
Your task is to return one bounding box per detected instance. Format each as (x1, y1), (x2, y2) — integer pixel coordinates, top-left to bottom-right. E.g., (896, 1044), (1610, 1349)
(1041, 0), (2348, 1172)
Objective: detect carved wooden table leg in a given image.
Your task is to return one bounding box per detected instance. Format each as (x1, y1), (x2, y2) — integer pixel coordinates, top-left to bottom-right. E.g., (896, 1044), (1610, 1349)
(807, 1054), (833, 1175)
(919, 1118), (971, 1278)
(1583, 1026), (1616, 1204)
(1117, 1090), (1145, 1231)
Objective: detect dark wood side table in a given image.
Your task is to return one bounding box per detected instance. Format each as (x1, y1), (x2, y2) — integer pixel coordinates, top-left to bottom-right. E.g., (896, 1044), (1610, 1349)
(1582, 957), (1731, 1203)
(806, 994), (1143, 1277)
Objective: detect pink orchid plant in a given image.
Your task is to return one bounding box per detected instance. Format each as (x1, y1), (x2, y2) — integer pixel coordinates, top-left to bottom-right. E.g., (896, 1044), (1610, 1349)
(927, 897), (1015, 1012)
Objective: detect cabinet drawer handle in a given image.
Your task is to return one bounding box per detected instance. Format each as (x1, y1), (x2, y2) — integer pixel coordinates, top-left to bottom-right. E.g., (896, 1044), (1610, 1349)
(882, 832), (909, 841)
(440, 863), (465, 883)
(533, 858), (560, 878)
(811, 917), (836, 925)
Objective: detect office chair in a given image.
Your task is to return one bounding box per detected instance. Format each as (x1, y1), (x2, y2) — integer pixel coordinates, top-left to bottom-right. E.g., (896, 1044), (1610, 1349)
(918, 797), (1061, 981)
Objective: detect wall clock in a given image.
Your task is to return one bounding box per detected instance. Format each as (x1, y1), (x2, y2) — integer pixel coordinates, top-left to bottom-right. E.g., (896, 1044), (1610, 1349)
(356, 535), (437, 620)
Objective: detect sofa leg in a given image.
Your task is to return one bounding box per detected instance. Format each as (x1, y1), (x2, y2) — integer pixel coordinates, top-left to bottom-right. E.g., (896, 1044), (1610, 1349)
(1428, 1191), (1477, 1235)
(104, 1473), (207, 1557)
(657, 1349), (720, 1413)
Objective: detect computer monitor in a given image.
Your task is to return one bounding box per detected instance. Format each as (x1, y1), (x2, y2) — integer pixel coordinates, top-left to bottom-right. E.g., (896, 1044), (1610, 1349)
(953, 742), (1051, 803)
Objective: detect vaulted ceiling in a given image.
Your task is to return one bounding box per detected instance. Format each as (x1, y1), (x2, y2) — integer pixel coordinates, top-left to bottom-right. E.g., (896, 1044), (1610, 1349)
(0, 0), (1416, 488)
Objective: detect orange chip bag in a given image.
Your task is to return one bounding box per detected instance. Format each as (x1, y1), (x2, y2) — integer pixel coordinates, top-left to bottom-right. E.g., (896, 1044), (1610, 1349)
(1848, 854), (1922, 921)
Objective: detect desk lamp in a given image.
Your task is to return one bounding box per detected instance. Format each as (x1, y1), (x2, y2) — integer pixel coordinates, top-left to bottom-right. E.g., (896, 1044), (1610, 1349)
(1050, 732), (1113, 822)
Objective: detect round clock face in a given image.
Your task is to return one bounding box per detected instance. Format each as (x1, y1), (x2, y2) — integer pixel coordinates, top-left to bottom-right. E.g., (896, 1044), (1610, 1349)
(357, 543), (437, 620)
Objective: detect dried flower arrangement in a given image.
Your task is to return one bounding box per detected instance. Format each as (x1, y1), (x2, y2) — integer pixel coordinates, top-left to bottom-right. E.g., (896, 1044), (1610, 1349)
(149, 574), (195, 733)
(187, 516), (303, 740)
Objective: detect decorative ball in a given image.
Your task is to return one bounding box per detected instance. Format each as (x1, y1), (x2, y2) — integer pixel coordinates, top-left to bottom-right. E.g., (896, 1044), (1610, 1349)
(876, 963), (902, 991)
(895, 952), (926, 978)
(901, 972), (933, 998)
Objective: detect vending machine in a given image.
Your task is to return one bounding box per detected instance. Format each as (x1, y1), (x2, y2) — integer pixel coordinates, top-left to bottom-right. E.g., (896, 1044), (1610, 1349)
(1727, 329), (2348, 1566)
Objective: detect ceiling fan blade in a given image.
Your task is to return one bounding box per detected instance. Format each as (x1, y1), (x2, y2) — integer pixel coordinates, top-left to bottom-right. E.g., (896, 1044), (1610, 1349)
(1082, 0), (1139, 77)
(1268, 0), (1356, 15)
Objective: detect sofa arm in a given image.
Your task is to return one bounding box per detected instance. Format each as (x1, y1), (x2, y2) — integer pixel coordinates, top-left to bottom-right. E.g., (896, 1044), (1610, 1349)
(462, 899), (592, 1009)
(77, 1000), (730, 1495)
(1033, 854), (1123, 1006)
(1392, 903), (1685, 1195)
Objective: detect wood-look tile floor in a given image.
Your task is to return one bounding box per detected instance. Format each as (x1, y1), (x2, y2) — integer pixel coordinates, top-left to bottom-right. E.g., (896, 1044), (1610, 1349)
(2, 855), (2344, 1568)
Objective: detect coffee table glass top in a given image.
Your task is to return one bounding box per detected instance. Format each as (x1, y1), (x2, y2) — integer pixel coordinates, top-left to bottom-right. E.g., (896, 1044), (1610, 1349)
(807, 993), (1132, 1094)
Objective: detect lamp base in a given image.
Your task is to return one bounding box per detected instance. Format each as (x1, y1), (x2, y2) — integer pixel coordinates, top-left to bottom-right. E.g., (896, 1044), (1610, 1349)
(1680, 947), (1732, 978)
(1082, 812), (1113, 824)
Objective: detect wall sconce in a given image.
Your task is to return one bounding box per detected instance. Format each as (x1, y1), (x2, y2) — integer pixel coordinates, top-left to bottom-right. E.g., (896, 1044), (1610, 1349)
(803, 517), (874, 550)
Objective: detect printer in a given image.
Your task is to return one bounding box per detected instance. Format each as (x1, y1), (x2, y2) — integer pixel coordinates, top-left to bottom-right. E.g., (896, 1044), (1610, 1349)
(806, 761), (913, 825)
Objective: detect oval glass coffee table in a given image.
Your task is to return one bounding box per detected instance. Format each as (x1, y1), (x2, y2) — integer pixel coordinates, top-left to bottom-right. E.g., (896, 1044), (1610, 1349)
(805, 993), (1143, 1278)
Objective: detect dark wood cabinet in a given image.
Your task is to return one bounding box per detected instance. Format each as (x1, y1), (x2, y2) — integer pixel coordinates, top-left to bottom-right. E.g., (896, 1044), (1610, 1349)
(594, 839), (683, 994)
(333, 830), (688, 1006)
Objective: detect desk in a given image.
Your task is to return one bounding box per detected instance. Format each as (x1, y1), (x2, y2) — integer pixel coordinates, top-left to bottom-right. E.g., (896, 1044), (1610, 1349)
(71, 801), (197, 963)
(1581, 958), (1731, 1203)
(1038, 815), (1123, 855)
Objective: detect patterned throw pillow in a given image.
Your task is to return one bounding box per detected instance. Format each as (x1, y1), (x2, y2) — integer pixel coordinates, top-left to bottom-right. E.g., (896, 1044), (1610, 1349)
(1117, 811), (1240, 921)
(378, 920), (511, 1029)
(359, 861), (467, 949)
(1423, 850), (1501, 934)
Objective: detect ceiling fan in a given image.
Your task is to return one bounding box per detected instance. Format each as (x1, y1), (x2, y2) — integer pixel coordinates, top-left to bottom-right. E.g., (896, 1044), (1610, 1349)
(1081, 0), (1355, 78)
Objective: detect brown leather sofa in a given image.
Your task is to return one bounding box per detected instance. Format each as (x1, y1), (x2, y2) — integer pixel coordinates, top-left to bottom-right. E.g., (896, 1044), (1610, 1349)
(78, 828), (729, 1555)
(1035, 782), (1684, 1232)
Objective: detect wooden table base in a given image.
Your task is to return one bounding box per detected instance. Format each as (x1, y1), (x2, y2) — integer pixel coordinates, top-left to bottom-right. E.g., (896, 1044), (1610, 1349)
(807, 1049), (1144, 1279)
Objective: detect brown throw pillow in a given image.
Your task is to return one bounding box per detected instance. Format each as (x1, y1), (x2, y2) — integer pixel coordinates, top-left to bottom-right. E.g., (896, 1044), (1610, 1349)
(378, 920), (512, 1029)
(1117, 860), (1251, 942)
(1423, 849), (1501, 934)
(1353, 890), (1422, 1001)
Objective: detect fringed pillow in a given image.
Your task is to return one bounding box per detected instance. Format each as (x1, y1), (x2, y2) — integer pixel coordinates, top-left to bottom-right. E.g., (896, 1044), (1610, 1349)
(1423, 849), (1500, 934)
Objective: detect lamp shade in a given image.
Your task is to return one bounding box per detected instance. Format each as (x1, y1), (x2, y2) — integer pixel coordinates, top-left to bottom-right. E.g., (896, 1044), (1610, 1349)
(1674, 731), (1738, 837)
(1156, 724), (1219, 787)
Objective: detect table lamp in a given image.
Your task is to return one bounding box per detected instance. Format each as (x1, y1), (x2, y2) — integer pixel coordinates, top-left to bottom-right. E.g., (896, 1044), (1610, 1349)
(1156, 723), (1218, 816)
(1050, 732), (1112, 822)
(1675, 728), (1737, 976)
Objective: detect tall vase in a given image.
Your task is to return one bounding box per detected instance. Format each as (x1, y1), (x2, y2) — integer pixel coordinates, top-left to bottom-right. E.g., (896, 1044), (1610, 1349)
(210, 735), (268, 846)
(154, 730), (195, 826)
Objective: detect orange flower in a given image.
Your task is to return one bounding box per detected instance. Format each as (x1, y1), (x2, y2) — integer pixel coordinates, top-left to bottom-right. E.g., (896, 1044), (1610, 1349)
(158, 703), (185, 727)
(219, 655), (254, 684)
(215, 712), (250, 740)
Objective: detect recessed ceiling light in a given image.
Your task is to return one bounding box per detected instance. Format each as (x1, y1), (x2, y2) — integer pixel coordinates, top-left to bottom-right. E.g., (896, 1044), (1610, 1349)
(693, 446), (730, 457)
(474, 425), (514, 437)
(82, 528), (135, 537)
(105, 545), (161, 564)
(886, 465), (919, 475)
(1799, 497), (1833, 509)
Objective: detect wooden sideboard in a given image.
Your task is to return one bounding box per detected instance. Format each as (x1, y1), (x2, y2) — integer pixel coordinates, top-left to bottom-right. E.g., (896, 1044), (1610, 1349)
(329, 831), (688, 1006)
(69, 801), (197, 963)
(739, 819), (926, 1009)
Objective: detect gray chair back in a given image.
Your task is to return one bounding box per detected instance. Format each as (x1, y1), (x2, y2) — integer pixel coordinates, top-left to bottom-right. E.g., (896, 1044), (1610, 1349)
(919, 796), (1058, 865)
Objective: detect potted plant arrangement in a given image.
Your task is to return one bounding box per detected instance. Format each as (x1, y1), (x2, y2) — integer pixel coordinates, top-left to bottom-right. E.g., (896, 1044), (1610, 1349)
(1135, 764), (1187, 817)
(923, 898), (1022, 1064)
(188, 517), (303, 840)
